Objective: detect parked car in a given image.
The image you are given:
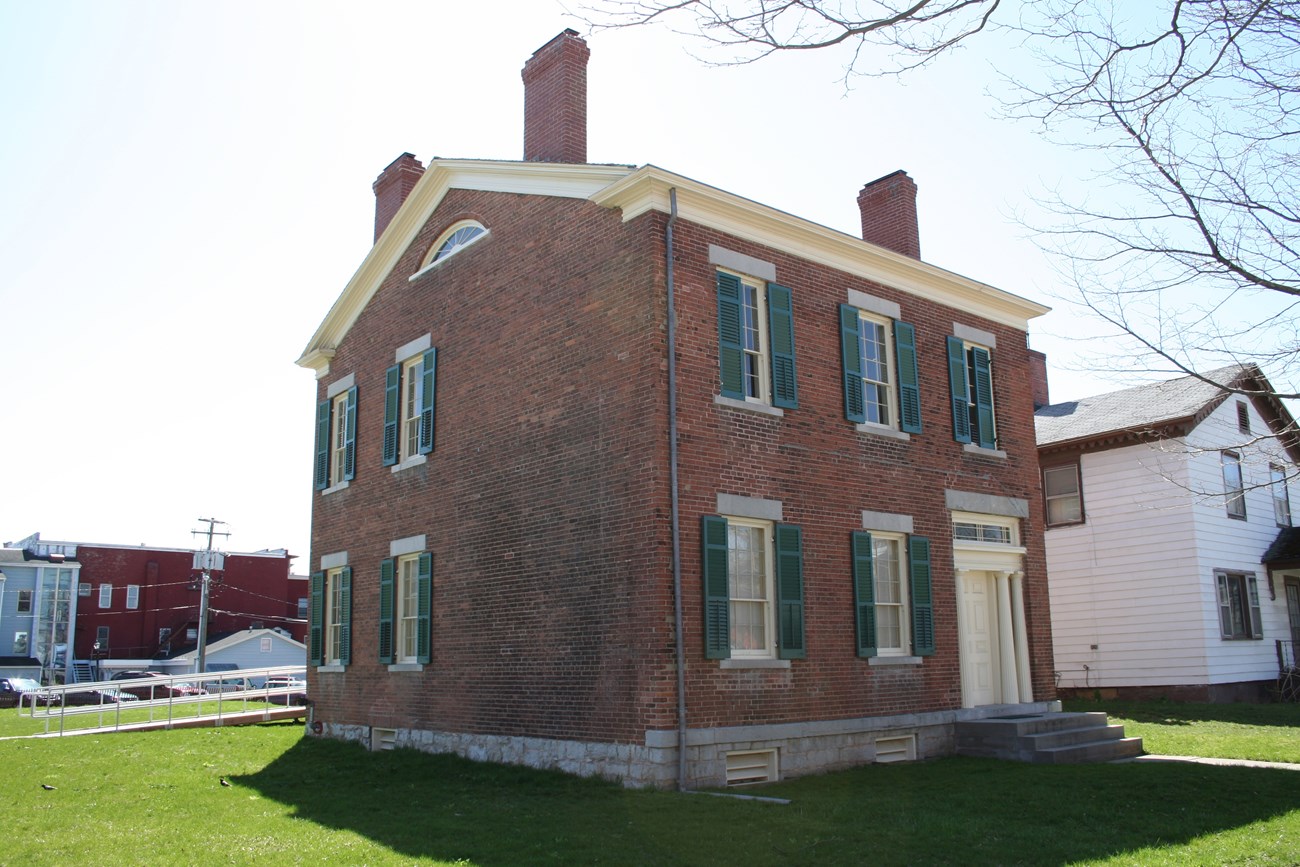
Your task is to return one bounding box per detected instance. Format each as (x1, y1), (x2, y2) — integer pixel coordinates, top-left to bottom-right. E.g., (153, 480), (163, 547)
(208, 677), (252, 694)
(0, 677), (58, 708)
(263, 675), (307, 706)
(109, 670), (207, 699)
(62, 687), (140, 706)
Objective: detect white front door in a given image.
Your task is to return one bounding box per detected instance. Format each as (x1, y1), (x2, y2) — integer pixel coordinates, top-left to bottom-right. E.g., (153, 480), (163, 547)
(960, 571), (1001, 707)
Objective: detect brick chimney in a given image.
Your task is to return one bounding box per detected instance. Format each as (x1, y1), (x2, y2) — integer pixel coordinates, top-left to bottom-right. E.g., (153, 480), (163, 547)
(857, 170), (920, 258)
(522, 29), (590, 163)
(1028, 349), (1050, 410)
(372, 152), (425, 242)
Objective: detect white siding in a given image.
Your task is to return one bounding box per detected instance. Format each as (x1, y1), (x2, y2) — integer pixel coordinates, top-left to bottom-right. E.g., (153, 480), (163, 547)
(1047, 395), (1297, 690)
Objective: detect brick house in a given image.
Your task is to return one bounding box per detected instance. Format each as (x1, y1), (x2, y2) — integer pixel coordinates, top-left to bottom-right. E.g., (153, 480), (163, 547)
(297, 30), (1056, 788)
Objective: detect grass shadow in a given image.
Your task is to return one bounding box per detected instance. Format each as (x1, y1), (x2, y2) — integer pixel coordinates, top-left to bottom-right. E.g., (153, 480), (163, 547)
(238, 735), (1300, 865)
(1063, 697), (1300, 728)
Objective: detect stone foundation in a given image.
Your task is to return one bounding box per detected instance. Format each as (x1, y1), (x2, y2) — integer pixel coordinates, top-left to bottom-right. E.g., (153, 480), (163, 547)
(314, 701), (1059, 789)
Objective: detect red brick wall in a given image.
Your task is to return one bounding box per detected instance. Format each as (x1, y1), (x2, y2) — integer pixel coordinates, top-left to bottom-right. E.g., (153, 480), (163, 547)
(309, 190), (1054, 744)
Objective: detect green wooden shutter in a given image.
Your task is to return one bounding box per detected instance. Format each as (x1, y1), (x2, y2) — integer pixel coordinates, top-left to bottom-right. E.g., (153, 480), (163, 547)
(338, 566), (352, 665)
(895, 322), (922, 434)
(767, 283), (798, 409)
(417, 552), (433, 663)
(378, 558), (395, 664)
(343, 386), (358, 481)
(946, 336), (971, 443)
(308, 571), (324, 665)
(775, 523), (805, 659)
(382, 365), (400, 466)
(909, 536), (934, 656)
(851, 531), (876, 657)
(970, 346), (995, 448)
(716, 273), (745, 400)
(418, 348), (437, 455)
(840, 304), (866, 423)
(701, 515), (731, 659)
(314, 400), (330, 490)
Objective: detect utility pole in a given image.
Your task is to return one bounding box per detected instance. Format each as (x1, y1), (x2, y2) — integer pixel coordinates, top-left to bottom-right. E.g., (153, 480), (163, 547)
(191, 518), (229, 675)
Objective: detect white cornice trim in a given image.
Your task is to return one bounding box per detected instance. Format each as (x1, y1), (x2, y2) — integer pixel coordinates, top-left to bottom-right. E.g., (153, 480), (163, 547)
(590, 165), (1050, 330)
(296, 160), (635, 369)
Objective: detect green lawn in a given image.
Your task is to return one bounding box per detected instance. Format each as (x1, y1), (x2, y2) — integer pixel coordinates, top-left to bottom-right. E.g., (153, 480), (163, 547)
(1, 707), (1297, 866)
(1064, 698), (1300, 764)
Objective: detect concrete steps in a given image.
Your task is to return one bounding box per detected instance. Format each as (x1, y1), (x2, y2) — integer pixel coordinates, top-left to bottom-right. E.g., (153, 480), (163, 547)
(955, 712), (1144, 764)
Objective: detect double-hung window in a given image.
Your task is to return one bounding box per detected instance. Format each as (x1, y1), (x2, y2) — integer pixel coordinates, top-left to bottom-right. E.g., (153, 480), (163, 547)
(701, 515), (804, 660)
(716, 270), (798, 410)
(839, 303), (921, 432)
(98, 583), (112, 609)
(126, 585), (139, 610)
(947, 336), (997, 449)
(384, 340), (438, 468)
(310, 566), (351, 667)
(851, 532), (934, 657)
(1271, 464), (1291, 527)
(1222, 451), (1246, 519)
(379, 552), (431, 665)
(1043, 464), (1084, 526)
(314, 378), (357, 491)
(1215, 570), (1263, 640)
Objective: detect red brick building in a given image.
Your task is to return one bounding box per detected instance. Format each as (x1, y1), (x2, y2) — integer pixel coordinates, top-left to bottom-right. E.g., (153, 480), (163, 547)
(297, 31), (1054, 788)
(12, 533), (303, 675)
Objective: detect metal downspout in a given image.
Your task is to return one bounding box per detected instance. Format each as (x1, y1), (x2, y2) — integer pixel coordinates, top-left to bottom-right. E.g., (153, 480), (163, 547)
(666, 188), (688, 792)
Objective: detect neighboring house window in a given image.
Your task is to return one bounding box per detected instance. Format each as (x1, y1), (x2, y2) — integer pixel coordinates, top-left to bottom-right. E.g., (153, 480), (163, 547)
(1216, 570), (1263, 640)
(77, 583), (90, 597)
(16, 590), (32, 614)
(1222, 451), (1246, 519)
(839, 306), (921, 432)
(13, 631), (28, 655)
(716, 271), (798, 409)
(98, 584), (112, 609)
(378, 553), (431, 665)
(947, 337), (996, 449)
(260, 637), (272, 652)
(1043, 464), (1084, 526)
(383, 347), (438, 466)
(850, 532), (935, 658)
(314, 385), (357, 491)
(297, 597), (308, 619)
(700, 515), (804, 660)
(1271, 464), (1291, 527)
(126, 585), (139, 610)
(1236, 400), (1250, 435)
(310, 567), (352, 667)
(95, 626), (109, 649)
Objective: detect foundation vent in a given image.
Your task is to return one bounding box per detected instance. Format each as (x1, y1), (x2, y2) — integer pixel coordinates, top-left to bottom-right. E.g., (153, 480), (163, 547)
(725, 749), (779, 785)
(875, 735), (917, 763)
(371, 727), (397, 752)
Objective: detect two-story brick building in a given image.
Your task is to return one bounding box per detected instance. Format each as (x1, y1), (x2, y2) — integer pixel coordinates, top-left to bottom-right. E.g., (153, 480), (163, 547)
(297, 30), (1056, 788)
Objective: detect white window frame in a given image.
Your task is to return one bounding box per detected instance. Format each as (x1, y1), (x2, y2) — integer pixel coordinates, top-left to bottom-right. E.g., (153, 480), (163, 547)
(721, 268), (771, 405)
(13, 631), (28, 655)
(98, 583), (112, 609)
(411, 220), (488, 279)
(1222, 451), (1246, 519)
(324, 567), (345, 665)
(126, 585), (139, 610)
(1216, 570), (1263, 640)
(963, 340), (997, 447)
(858, 311), (896, 429)
(401, 354), (424, 463)
(1271, 464), (1291, 527)
(871, 532), (910, 656)
(725, 516), (776, 659)
(396, 553), (421, 664)
(330, 390), (350, 487)
(1043, 464), (1084, 527)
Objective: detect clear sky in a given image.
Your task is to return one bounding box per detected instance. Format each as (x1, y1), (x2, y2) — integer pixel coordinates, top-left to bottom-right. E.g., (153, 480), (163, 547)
(0, 0), (1160, 564)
